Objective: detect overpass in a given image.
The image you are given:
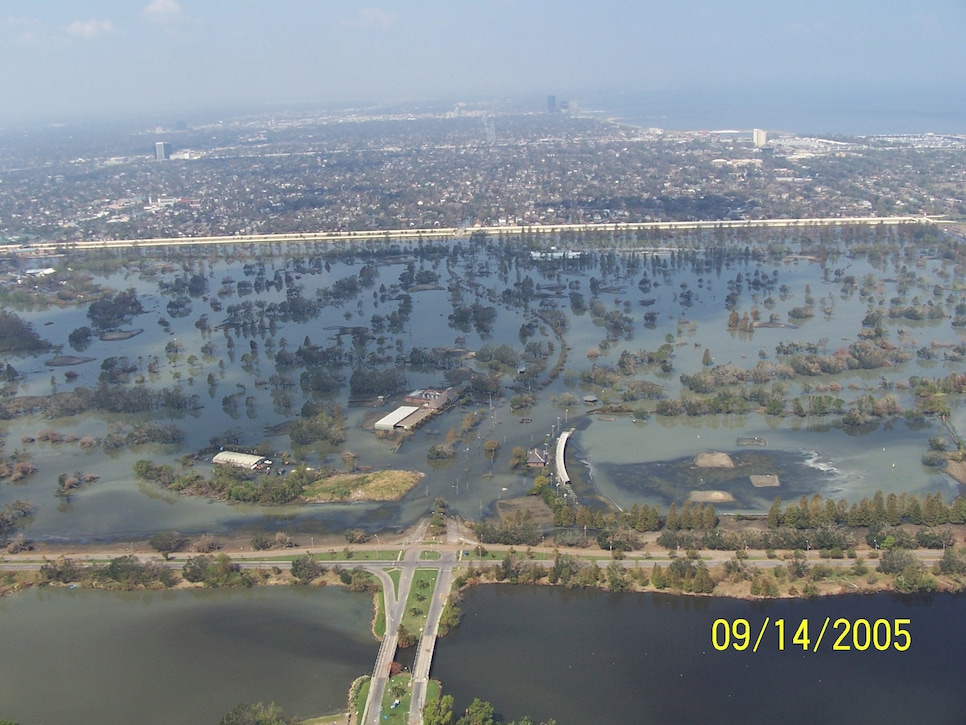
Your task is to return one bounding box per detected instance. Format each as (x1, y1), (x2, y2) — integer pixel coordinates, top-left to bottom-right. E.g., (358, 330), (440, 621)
(8, 215), (937, 256)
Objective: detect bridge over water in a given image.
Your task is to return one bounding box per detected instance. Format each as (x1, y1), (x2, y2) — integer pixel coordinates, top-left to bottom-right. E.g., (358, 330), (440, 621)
(0, 530), (949, 723)
(360, 523), (462, 725)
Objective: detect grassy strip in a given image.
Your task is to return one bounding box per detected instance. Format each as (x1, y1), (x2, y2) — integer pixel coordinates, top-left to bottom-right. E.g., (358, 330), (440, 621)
(425, 679), (441, 706)
(378, 673), (413, 725)
(373, 588), (387, 639)
(259, 549), (402, 562)
(462, 547), (554, 562)
(302, 469), (423, 502)
(401, 568), (438, 635)
(354, 678), (371, 723)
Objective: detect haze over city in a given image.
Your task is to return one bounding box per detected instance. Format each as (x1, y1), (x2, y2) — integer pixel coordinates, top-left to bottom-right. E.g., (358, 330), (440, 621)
(2, 0), (965, 125)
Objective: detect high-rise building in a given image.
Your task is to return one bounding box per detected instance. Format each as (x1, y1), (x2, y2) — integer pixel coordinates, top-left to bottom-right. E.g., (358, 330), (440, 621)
(547, 95), (557, 113)
(155, 141), (171, 161)
(753, 129), (768, 148)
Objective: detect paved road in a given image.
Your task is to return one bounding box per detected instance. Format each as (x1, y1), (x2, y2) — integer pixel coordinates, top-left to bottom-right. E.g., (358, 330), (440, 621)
(10, 215), (934, 256)
(358, 520), (440, 724)
(361, 546), (420, 725)
(0, 541), (946, 576)
(407, 553), (456, 724)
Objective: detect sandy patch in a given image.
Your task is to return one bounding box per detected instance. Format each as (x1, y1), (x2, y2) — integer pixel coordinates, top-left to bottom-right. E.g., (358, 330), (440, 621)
(750, 475), (781, 488)
(944, 459), (966, 485)
(688, 490), (735, 503)
(495, 496), (556, 527)
(99, 329), (143, 341)
(694, 451), (735, 468)
(45, 355), (95, 366)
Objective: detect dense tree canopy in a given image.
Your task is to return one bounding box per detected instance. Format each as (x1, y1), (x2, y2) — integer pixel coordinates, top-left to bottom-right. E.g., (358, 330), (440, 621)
(219, 702), (296, 725)
(0, 310), (48, 353)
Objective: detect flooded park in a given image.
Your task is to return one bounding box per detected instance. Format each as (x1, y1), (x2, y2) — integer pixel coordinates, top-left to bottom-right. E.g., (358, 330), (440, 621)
(1, 222), (964, 545)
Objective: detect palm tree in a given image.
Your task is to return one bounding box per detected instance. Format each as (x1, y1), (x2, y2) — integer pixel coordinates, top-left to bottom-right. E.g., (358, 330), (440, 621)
(389, 681), (406, 700)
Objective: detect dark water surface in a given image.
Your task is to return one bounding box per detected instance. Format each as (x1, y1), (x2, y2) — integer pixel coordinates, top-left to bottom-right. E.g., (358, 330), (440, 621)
(433, 585), (966, 725)
(0, 586), (378, 725)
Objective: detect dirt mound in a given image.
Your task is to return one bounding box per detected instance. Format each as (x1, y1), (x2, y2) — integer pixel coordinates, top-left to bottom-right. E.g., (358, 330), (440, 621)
(45, 355), (95, 367)
(689, 490), (735, 503)
(694, 451), (735, 468)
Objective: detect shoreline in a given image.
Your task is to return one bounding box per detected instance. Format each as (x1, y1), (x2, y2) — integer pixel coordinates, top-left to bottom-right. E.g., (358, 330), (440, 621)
(2, 529), (961, 723)
(2, 522), (960, 602)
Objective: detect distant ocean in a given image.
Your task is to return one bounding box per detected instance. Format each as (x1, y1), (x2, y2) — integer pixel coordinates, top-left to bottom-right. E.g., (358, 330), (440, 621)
(580, 86), (966, 136)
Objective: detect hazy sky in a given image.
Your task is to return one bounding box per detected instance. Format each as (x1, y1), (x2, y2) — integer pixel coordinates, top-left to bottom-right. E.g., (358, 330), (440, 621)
(2, 0), (965, 124)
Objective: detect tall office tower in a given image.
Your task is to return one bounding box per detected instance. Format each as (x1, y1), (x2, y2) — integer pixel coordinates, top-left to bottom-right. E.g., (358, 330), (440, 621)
(753, 129), (768, 148)
(155, 141), (171, 161)
(547, 95), (557, 113)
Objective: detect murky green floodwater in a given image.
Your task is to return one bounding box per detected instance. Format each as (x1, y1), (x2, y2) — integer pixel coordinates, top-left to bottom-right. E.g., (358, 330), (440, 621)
(0, 586), (378, 725)
(1, 232), (964, 542)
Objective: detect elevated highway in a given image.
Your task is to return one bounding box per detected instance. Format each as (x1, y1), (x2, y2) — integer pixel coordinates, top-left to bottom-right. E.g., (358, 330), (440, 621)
(8, 215), (937, 256)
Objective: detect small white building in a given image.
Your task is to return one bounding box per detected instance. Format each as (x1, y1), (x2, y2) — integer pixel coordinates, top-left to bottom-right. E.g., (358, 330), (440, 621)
(212, 451), (270, 470)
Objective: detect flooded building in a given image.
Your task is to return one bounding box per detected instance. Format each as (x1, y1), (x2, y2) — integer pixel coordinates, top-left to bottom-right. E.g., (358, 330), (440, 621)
(212, 451), (271, 471)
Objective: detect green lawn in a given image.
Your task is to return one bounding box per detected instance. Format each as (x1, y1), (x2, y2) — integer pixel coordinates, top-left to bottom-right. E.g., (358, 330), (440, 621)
(401, 568), (438, 635)
(462, 547), (553, 562)
(355, 678), (371, 723)
(425, 679), (441, 705)
(257, 548), (400, 562)
(373, 588), (387, 639)
(385, 567), (401, 598)
(379, 673), (414, 725)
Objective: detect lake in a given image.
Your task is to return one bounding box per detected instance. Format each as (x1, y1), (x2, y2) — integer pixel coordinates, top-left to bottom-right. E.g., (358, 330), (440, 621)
(433, 584), (966, 725)
(0, 586), (377, 725)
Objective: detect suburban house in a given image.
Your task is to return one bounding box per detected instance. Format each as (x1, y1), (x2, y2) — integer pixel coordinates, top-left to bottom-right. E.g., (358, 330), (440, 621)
(527, 447), (549, 468)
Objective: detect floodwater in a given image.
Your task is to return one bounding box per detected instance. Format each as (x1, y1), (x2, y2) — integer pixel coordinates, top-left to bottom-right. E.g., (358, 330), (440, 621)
(433, 584), (966, 725)
(0, 586), (378, 725)
(1, 230), (964, 542)
(573, 416), (958, 513)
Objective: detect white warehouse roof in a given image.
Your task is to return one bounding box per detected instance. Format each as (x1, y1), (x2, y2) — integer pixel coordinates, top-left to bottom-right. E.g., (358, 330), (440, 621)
(374, 406), (420, 431)
(212, 451), (269, 469)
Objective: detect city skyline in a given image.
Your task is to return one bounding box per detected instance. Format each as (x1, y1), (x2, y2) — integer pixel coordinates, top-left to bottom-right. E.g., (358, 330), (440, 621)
(1, 1), (965, 125)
